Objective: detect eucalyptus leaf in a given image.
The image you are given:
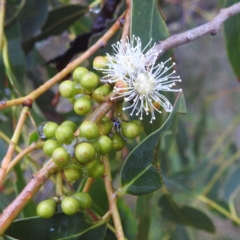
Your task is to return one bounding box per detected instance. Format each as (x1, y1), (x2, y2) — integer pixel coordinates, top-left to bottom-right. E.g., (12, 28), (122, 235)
(224, 166), (240, 201)
(176, 119), (189, 166)
(159, 195), (215, 233)
(18, 0), (48, 41)
(22, 5), (88, 52)
(4, 21), (26, 96)
(5, 212), (107, 240)
(131, 0), (171, 135)
(170, 225), (190, 240)
(193, 104), (207, 157)
(13, 163), (36, 218)
(224, 0), (240, 79)
(28, 132), (39, 145)
(131, 0), (169, 50)
(135, 194), (153, 240)
(118, 199), (138, 240)
(120, 93), (186, 195)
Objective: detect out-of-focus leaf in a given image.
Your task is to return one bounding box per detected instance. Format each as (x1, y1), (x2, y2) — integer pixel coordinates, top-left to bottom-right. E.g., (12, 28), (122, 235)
(87, 20), (122, 70)
(118, 199), (137, 240)
(0, 193), (11, 212)
(176, 119), (189, 166)
(170, 225), (190, 240)
(135, 194), (152, 240)
(71, 15), (93, 35)
(224, 166), (240, 201)
(0, 54), (5, 92)
(5, 212), (107, 240)
(2, 235), (17, 240)
(224, 0), (240, 80)
(205, 166), (221, 201)
(13, 163), (36, 217)
(23, 5), (88, 52)
(159, 195), (215, 233)
(17, 0), (48, 41)
(120, 93), (186, 195)
(193, 105), (207, 156)
(209, 199), (230, 219)
(89, 178), (108, 214)
(4, 21), (26, 96)
(28, 132), (39, 145)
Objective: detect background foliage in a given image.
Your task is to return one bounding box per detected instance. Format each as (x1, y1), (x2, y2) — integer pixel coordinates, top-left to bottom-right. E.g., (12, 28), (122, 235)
(1, 0), (240, 239)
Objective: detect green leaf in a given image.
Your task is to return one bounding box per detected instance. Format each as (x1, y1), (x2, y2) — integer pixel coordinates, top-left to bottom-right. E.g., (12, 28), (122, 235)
(28, 132), (39, 145)
(4, 21), (26, 96)
(224, 0), (240, 80)
(17, 0), (48, 41)
(120, 93), (186, 195)
(131, 0), (169, 49)
(22, 5), (88, 52)
(224, 166), (240, 201)
(118, 199), (138, 240)
(131, 0), (171, 135)
(13, 163), (36, 217)
(176, 119), (189, 166)
(89, 178), (109, 214)
(135, 194), (153, 240)
(193, 105), (207, 156)
(170, 225), (190, 240)
(159, 195), (215, 233)
(5, 212), (107, 240)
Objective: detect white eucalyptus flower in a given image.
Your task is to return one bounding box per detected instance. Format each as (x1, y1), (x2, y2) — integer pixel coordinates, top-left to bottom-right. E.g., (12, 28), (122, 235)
(97, 36), (158, 83)
(111, 58), (182, 123)
(96, 36), (182, 122)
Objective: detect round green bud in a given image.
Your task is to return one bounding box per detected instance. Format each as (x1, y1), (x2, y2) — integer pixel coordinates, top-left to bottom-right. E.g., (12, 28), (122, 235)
(93, 56), (108, 69)
(111, 132), (126, 151)
(131, 120), (144, 135)
(43, 122), (58, 139)
(93, 135), (112, 155)
(92, 84), (112, 103)
(79, 121), (99, 140)
(55, 125), (74, 144)
(98, 117), (113, 135)
(61, 197), (80, 215)
(61, 120), (77, 132)
(59, 80), (75, 98)
(75, 142), (95, 164)
(43, 139), (60, 157)
(85, 159), (105, 178)
(121, 121), (140, 139)
(36, 199), (56, 218)
(72, 192), (92, 210)
(52, 147), (70, 168)
(72, 67), (88, 83)
(80, 72), (99, 91)
(74, 97), (92, 116)
(64, 168), (82, 182)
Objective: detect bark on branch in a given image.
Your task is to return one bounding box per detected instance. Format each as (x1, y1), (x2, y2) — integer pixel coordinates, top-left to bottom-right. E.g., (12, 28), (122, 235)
(154, 2), (240, 56)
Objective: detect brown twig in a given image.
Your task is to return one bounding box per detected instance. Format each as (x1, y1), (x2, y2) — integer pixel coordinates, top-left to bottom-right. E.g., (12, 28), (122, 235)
(121, 0), (131, 41)
(0, 160), (60, 235)
(0, 0), (5, 50)
(154, 2), (240, 56)
(82, 177), (95, 192)
(5, 141), (44, 176)
(0, 106), (30, 184)
(103, 155), (125, 240)
(0, 12), (125, 110)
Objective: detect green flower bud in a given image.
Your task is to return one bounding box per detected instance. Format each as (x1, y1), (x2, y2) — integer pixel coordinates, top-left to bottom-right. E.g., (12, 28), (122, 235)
(59, 80), (75, 98)
(73, 67), (88, 83)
